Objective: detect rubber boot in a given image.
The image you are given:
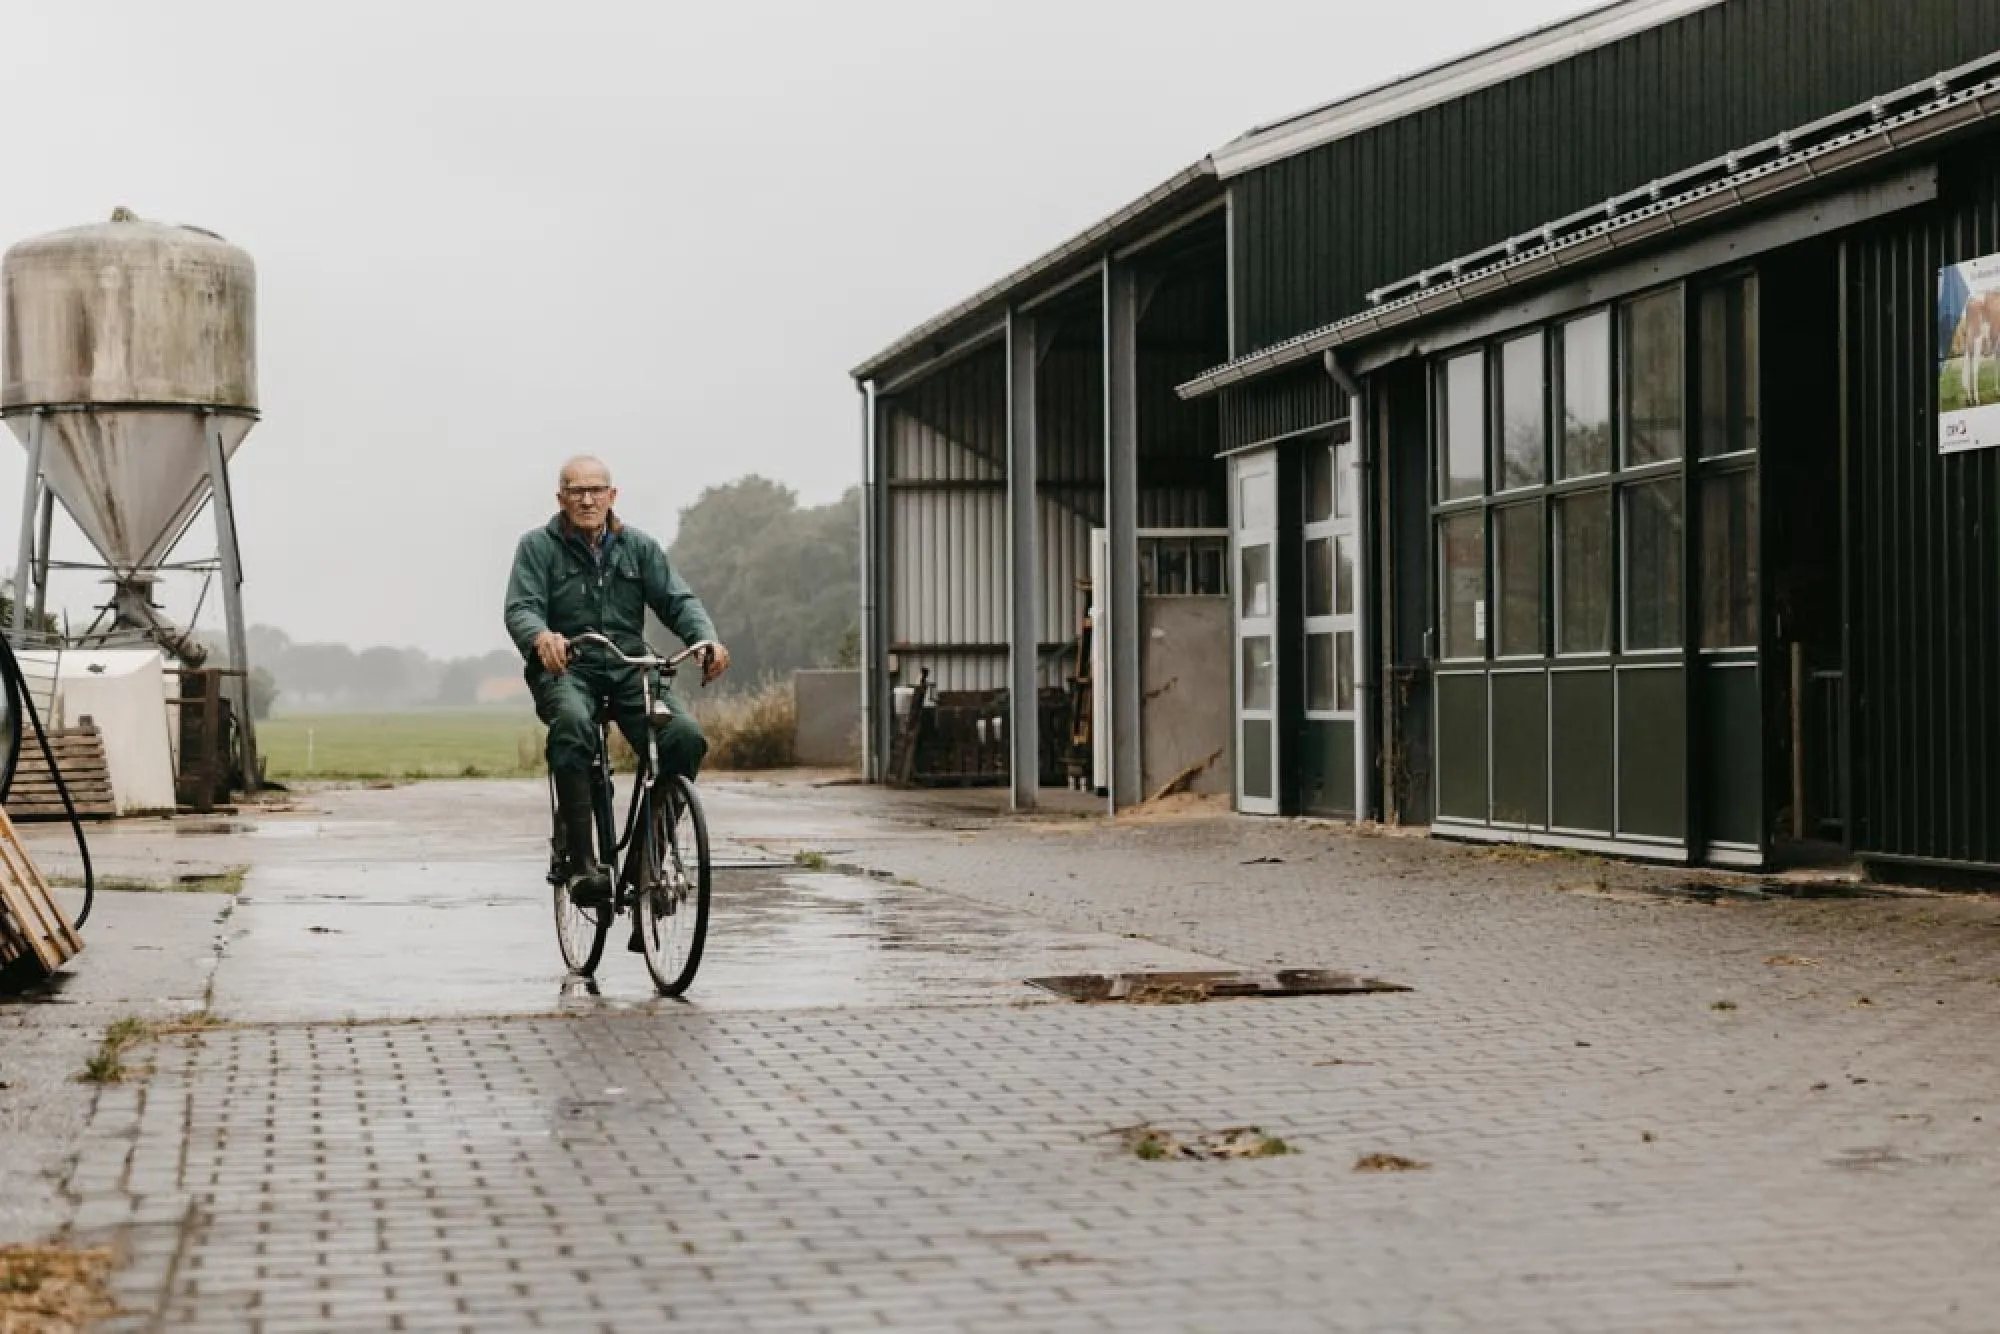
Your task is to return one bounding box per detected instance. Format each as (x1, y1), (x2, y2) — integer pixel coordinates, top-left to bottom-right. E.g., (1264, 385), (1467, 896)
(555, 768), (611, 908)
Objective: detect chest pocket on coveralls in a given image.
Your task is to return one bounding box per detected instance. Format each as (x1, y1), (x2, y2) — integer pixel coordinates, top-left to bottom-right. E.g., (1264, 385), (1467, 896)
(606, 556), (646, 627)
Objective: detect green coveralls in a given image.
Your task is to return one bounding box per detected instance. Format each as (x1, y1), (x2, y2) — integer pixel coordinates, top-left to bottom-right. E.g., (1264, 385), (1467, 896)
(503, 514), (718, 781)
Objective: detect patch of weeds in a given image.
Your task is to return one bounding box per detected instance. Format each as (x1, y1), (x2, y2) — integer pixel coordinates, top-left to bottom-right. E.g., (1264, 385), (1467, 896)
(1354, 1152), (1429, 1173)
(1710, 1000), (1738, 1012)
(156, 1010), (227, 1034)
(0, 1243), (117, 1327)
(791, 850), (830, 871)
(1110, 1123), (1293, 1161)
(77, 1016), (160, 1084)
(1124, 980), (1212, 1006)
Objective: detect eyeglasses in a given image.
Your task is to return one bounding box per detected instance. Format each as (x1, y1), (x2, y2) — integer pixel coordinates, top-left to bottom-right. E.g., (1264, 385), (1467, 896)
(561, 485), (611, 501)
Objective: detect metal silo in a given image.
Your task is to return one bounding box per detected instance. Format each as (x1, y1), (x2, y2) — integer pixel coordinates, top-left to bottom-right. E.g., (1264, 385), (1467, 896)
(2, 208), (262, 790)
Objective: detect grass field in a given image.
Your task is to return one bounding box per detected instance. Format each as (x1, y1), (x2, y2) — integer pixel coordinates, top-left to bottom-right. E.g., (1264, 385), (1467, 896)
(260, 709), (544, 780)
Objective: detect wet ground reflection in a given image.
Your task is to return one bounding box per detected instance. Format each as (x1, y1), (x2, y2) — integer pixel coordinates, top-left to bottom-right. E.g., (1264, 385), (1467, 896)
(215, 866), (1233, 1023)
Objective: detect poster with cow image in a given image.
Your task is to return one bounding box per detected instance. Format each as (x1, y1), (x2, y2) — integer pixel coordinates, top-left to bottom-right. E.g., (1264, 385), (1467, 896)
(1938, 254), (2000, 454)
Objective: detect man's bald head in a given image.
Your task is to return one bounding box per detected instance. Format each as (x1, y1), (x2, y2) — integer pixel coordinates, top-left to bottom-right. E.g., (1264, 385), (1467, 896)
(555, 456), (617, 536)
(558, 455), (612, 490)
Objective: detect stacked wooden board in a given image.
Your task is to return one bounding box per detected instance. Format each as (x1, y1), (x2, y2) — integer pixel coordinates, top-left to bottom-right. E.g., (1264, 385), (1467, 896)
(0, 803), (82, 978)
(5, 722), (116, 821)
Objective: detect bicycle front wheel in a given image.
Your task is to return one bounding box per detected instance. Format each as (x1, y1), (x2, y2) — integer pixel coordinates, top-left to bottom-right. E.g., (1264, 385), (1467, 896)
(552, 779), (610, 977)
(637, 774), (711, 996)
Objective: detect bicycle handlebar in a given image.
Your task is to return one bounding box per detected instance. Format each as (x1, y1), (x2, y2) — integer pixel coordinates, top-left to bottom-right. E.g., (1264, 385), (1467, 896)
(566, 631), (707, 671)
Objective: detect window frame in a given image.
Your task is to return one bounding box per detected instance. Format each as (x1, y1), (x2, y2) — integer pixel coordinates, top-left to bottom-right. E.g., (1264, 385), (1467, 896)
(1427, 282), (1694, 669)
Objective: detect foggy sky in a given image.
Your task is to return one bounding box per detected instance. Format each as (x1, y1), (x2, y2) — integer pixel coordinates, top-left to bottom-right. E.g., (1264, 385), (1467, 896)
(2, 0), (1594, 659)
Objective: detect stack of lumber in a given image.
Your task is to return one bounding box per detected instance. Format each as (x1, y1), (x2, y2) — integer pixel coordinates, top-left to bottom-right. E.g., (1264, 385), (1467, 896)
(4, 722), (115, 821)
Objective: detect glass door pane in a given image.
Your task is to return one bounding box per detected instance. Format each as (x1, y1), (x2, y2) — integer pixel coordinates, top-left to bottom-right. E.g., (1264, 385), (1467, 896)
(1233, 453), (1280, 813)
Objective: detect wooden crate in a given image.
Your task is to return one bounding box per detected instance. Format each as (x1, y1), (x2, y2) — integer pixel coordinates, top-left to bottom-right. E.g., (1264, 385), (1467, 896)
(0, 802), (82, 978)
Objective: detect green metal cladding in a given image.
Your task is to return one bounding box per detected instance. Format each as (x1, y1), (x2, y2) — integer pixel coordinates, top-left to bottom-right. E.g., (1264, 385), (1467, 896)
(1230, 0), (2000, 359)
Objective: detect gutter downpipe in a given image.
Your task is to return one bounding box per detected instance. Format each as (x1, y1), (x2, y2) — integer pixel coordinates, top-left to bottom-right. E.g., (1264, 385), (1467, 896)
(1324, 349), (1374, 824)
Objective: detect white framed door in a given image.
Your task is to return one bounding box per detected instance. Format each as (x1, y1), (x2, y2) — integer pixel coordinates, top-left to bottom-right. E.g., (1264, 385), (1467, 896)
(1233, 451), (1280, 814)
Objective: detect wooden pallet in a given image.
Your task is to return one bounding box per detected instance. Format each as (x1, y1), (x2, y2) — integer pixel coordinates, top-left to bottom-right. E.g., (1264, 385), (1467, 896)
(4, 723), (116, 821)
(0, 802), (82, 978)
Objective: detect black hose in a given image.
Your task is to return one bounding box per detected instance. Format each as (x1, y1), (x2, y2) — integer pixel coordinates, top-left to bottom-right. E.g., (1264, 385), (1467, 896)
(0, 633), (95, 928)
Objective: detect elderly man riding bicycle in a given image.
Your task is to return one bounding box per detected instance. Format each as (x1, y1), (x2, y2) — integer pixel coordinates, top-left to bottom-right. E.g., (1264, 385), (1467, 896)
(503, 455), (731, 919)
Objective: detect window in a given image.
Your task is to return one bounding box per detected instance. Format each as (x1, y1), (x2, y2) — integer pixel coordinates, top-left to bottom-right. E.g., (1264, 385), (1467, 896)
(1335, 630), (1355, 711)
(1439, 512), (1487, 659)
(1305, 538), (1333, 618)
(1307, 633), (1335, 713)
(1622, 290), (1684, 466)
(1439, 352), (1486, 501)
(1241, 636), (1274, 710)
(1239, 473), (1275, 530)
(1304, 445), (1333, 523)
(1695, 274), (1760, 650)
(1494, 502), (1544, 658)
(1240, 544), (1272, 619)
(1560, 311), (1612, 477)
(1334, 439), (1356, 518)
(1699, 277), (1759, 458)
(1141, 535), (1230, 596)
(1303, 426), (1356, 724)
(1624, 479), (1683, 650)
(1431, 283), (1695, 666)
(1498, 334), (1546, 490)
(1555, 492), (1612, 654)
(1700, 471), (1758, 649)
(1335, 535), (1355, 616)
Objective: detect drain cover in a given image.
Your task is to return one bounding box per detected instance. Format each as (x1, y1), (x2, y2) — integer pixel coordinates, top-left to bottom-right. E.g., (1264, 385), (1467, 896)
(1026, 969), (1409, 1003)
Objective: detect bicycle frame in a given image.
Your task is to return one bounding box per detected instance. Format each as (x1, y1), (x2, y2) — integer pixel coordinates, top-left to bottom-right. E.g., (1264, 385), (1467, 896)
(566, 632), (706, 885)
(547, 631), (717, 992)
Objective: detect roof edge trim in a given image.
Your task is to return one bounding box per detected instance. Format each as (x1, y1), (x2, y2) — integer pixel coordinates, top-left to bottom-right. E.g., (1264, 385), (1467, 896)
(1211, 0), (1727, 180)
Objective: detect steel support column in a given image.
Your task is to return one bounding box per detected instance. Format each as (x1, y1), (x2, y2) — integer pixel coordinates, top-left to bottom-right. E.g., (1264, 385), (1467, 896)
(11, 412), (45, 640)
(1005, 309), (1040, 809)
(1103, 261), (1142, 810)
(864, 385), (894, 780)
(858, 383), (880, 782)
(204, 412), (260, 793)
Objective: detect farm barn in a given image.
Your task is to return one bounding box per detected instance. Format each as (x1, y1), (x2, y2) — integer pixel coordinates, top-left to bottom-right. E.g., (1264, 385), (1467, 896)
(852, 0), (2000, 879)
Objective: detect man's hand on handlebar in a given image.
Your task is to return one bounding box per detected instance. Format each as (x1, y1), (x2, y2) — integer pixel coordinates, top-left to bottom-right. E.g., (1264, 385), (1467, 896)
(533, 630), (571, 675)
(693, 641), (731, 685)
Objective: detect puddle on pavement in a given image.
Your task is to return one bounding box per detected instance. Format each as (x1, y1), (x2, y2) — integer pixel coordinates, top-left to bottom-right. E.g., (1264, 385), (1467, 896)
(1653, 879), (1895, 905)
(209, 866), (1238, 1023)
(1027, 969), (1409, 1004)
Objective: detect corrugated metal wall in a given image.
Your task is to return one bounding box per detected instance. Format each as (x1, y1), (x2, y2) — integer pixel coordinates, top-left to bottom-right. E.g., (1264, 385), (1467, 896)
(875, 240), (1227, 703)
(886, 346), (1009, 692)
(1844, 145), (2000, 870)
(1234, 0), (2000, 355)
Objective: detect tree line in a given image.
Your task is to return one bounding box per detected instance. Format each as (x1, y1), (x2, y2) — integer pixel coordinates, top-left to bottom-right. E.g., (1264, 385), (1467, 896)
(239, 477), (859, 714)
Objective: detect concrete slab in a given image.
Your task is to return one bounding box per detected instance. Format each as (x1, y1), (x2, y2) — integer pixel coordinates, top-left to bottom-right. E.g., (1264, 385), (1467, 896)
(0, 887), (229, 1243)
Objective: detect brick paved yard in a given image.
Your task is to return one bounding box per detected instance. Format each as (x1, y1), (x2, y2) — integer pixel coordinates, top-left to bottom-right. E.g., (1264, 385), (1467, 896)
(56, 783), (2000, 1331)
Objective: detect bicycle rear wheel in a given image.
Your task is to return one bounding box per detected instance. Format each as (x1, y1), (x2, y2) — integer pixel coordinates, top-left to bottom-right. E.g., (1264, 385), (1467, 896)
(636, 774), (711, 996)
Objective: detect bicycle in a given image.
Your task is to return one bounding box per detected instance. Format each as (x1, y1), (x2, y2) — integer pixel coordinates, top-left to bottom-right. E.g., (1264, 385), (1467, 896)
(545, 632), (713, 995)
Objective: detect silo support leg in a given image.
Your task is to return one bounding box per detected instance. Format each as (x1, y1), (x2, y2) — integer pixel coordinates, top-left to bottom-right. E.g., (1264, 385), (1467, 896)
(204, 415), (260, 795)
(12, 413), (45, 641)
